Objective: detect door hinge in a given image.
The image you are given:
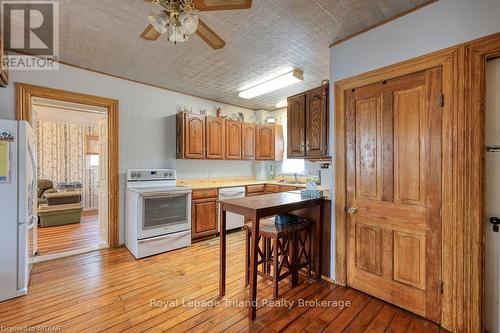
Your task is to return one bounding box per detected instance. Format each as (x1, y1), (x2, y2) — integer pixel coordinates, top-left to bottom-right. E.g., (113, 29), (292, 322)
(439, 93), (445, 107)
(440, 281), (444, 294)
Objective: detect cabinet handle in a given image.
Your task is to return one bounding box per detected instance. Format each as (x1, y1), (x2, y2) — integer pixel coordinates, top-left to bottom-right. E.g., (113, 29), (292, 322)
(300, 141), (305, 152)
(306, 140), (310, 151)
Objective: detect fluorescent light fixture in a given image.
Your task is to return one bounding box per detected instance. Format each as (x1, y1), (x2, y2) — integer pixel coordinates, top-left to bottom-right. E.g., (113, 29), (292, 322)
(275, 100), (287, 108)
(238, 69), (303, 99)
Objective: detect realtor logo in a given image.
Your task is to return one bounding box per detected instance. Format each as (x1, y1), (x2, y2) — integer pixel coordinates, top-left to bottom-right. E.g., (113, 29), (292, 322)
(1, 0), (59, 70)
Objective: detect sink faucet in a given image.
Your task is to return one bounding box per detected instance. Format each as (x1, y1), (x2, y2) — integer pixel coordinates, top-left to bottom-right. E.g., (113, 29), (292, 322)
(294, 172), (298, 183)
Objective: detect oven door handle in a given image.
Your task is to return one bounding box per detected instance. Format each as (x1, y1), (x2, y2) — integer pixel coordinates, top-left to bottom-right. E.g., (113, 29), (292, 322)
(140, 191), (191, 198)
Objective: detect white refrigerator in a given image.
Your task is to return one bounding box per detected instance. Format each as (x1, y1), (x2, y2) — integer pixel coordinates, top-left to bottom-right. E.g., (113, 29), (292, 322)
(0, 120), (37, 302)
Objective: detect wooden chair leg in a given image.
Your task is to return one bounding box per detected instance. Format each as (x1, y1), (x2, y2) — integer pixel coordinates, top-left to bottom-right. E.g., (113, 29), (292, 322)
(290, 232), (299, 288)
(266, 238), (272, 274)
(245, 228), (250, 286)
(262, 237), (268, 274)
(307, 227), (312, 278)
(273, 237), (279, 300)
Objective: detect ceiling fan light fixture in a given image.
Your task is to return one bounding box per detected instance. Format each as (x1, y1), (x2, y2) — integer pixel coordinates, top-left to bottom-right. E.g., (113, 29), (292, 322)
(168, 25), (188, 43)
(179, 11), (199, 35)
(238, 69), (304, 99)
(148, 11), (169, 34)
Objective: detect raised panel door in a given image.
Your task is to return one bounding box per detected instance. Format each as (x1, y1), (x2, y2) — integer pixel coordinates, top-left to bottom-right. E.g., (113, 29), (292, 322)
(184, 113), (205, 159)
(255, 124), (274, 160)
(287, 94), (305, 158)
(192, 199), (218, 239)
(305, 85), (328, 157)
(346, 68), (443, 322)
(206, 117), (224, 159)
(241, 123), (255, 160)
(225, 120), (242, 160)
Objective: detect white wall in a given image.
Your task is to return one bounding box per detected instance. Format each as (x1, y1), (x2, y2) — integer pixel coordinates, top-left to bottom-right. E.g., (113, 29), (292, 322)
(0, 60), (257, 243)
(329, 0), (500, 279)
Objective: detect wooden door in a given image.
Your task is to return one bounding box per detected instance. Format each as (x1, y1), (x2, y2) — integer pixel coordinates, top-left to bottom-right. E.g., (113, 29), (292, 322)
(206, 116), (224, 159)
(255, 124), (275, 160)
(184, 113), (205, 159)
(287, 94), (305, 157)
(225, 120), (242, 160)
(346, 68), (443, 322)
(306, 85), (328, 157)
(192, 199), (218, 239)
(98, 117), (108, 245)
(241, 123), (255, 160)
(485, 58), (500, 333)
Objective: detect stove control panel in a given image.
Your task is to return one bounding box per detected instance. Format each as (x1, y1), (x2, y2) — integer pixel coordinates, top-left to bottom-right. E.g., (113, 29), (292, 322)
(127, 169), (176, 181)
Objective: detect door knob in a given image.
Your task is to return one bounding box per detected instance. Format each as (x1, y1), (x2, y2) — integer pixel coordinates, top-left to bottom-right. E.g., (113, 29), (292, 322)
(346, 207), (358, 215)
(490, 216), (500, 232)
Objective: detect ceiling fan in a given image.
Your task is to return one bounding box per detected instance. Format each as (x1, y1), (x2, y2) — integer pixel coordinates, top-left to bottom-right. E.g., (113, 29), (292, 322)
(141, 0), (252, 49)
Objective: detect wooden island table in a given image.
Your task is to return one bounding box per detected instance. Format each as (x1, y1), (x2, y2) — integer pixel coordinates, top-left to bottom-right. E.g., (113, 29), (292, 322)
(219, 192), (323, 320)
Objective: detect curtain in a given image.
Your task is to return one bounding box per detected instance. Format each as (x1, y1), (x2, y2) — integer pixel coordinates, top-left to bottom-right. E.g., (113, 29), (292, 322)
(36, 121), (99, 210)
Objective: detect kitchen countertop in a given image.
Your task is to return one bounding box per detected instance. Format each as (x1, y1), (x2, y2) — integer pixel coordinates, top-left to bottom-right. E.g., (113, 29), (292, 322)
(176, 176), (331, 199)
(177, 178), (326, 190)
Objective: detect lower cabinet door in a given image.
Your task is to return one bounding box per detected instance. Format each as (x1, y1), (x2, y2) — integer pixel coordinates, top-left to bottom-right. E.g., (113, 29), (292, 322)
(192, 199), (218, 240)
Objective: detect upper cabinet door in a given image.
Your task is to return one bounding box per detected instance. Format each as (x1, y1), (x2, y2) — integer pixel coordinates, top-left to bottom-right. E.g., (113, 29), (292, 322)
(241, 123), (255, 160)
(184, 113), (206, 159)
(206, 117), (225, 159)
(287, 94), (306, 158)
(225, 120), (242, 160)
(305, 85), (328, 157)
(255, 124), (275, 160)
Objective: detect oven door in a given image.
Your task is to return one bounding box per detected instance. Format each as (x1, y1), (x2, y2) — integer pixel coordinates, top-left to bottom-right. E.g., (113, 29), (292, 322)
(137, 190), (191, 239)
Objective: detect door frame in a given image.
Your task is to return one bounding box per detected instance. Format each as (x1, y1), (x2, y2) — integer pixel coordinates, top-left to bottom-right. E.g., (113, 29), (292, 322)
(334, 32), (500, 332)
(16, 83), (120, 248)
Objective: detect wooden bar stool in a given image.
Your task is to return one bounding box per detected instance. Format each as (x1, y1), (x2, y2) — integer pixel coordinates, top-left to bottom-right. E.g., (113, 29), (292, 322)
(244, 217), (313, 300)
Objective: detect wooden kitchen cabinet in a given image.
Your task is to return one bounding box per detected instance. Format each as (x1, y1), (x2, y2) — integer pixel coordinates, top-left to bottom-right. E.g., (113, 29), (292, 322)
(255, 124), (284, 161)
(191, 188), (218, 241)
(305, 85), (328, 157)
(225, 120), (242, 160)
(176, 112), (206, 159)
(255, 124), (274, 160)
(206, 116), (225, 159)
(280, 185), (297, 192)
(241, 123), (255, 160)
(265, 184), (281, 193)
(287, 94), (306, 157)
(0, 36), (8, 87)
(176, 115), (283, 161)
(287, 84), (329, 159)
(245, 184), (265, 196)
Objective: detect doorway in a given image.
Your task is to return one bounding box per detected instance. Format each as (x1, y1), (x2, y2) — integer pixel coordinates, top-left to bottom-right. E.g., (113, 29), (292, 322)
(485, 57), (500, 333)
(16, 83), (119, 256)
(31, 98), (109, 258)
(343, 68), (443, 322)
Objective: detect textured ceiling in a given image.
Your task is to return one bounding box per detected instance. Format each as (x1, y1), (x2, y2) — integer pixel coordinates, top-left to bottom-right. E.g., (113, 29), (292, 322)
(58, 0), (430, 110)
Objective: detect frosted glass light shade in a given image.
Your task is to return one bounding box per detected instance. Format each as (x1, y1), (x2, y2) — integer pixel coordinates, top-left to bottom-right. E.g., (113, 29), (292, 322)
(179, 12), (199, 35)
(148, 12), (169, 34)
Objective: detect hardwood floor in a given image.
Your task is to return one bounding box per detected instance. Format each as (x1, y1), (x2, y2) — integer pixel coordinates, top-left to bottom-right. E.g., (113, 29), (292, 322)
(37, 214), (102, 255)
(0, 232), (447, 332)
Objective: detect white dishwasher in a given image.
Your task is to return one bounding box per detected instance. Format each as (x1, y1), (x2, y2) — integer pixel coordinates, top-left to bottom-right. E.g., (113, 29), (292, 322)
(219, 186), (246, 230)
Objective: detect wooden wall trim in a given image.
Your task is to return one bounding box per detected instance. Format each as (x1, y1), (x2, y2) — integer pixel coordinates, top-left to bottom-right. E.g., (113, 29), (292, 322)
(334, 32), (500, 332)
(16, 83), (120, 248)
(464, 32), (500, 333)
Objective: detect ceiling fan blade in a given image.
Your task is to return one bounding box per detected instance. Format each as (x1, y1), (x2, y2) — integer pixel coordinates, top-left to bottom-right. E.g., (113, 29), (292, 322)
(140, 24), (161, 41)
(192, 0), (252, 11)
(195, 19), (225, 49)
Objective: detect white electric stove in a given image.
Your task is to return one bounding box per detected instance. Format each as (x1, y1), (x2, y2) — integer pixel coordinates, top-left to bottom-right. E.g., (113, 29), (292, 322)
(125, 169), (192, 259)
